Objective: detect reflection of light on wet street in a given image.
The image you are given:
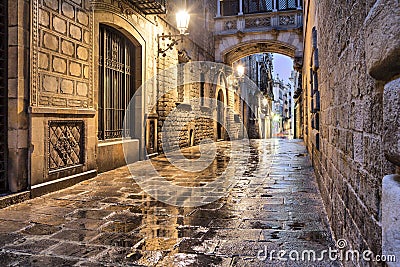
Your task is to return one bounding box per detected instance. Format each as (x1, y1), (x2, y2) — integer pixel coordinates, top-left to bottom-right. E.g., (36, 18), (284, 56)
(0, 139), (339, 266)
(149, 142), (232, 188)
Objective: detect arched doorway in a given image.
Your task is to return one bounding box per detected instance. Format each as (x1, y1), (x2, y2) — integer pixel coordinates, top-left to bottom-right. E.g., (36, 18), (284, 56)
(217, 89), (225, 140)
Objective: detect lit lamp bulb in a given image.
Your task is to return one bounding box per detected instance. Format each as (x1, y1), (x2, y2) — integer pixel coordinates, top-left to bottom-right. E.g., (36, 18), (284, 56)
(176, 10), (190, 35)
(237, 65), (245, 77)
(262, 98), (268, 106)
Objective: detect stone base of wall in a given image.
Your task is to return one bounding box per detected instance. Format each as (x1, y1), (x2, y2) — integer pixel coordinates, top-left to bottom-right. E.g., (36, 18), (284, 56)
(31, 169), (97, 198)
(0, 191), (31, 209)
(97, 139), (139, 173)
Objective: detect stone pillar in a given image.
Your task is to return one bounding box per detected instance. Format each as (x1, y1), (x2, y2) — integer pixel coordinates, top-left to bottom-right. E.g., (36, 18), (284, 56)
(8, 0), (30, 192)
(297, 0), (302, 9)
(365, 0), (400, 262)
(273, 0), (278, 11)
(216, 0), (221, 17)
(238, 0), (243, 15)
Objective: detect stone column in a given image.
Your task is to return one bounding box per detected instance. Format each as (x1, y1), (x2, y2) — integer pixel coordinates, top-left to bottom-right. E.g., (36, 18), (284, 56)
(217, 0), (221, 17)
(365, 0), (400, 264)
(297, 0), (302, 9)
(273, 0), (278, 11)
(238, 0), (243, 15)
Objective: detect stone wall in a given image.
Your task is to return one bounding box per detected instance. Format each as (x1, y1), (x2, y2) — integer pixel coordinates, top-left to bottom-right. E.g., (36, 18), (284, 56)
(154, 0), (224, 153)
(29, 0), (97, 190)
(302, 0), (399, 265)
(7, 0), (30, 192)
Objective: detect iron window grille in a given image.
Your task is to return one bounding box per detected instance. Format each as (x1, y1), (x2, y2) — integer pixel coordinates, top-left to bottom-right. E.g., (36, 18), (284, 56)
(98, 25), (135, 140)
(244, 0), (273, 14)
(278, 0), (296, 10)
(48, 121), (84, 172)
(221, 0), (239, 16)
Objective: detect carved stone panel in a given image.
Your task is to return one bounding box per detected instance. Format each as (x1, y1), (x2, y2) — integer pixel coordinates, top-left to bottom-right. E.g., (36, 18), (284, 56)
(31, 0), (93, 108)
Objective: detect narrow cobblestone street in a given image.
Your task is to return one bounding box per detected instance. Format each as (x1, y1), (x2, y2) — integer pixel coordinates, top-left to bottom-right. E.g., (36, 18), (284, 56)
(0, 139), (340, 266)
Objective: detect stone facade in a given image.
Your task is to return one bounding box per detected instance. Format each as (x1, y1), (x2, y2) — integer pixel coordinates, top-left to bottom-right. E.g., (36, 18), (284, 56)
(2, 0), (228, 196)
(302, 0), (400, 265)
(29, 0), (96, 193)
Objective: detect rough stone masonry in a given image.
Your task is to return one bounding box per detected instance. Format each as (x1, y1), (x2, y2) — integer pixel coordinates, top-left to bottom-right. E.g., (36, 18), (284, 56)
(302, 0), (400, 266)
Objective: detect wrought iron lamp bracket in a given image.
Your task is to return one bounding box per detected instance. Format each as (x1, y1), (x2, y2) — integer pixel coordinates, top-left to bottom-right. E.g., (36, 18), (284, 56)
(157, 33), (187, 57)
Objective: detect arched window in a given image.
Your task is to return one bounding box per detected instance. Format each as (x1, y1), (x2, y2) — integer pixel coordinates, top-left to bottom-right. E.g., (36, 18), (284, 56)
(98, 25), (136, 140)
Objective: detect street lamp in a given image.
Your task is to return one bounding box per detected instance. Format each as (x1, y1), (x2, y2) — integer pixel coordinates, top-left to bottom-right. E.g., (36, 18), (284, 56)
(237, 65), (245, 78)
(176, 10), (190, 35)
(232, 64), (245, 89)
(262, 97), (268, 106)
(158, 10), (190, 57)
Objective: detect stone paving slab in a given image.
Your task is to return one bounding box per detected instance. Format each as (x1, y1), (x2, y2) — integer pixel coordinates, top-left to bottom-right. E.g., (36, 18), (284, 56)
(0, 139), (341, 266)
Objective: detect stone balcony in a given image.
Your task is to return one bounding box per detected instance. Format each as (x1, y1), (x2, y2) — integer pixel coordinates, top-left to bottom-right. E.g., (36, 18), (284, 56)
(214, 9), (303, 36)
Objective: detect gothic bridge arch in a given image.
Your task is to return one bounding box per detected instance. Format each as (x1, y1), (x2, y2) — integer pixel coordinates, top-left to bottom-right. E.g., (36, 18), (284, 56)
(214, 9), (303, 65)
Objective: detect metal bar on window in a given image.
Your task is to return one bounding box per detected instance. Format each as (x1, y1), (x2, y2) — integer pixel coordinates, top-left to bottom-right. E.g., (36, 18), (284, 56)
(98, 25), (135, 140)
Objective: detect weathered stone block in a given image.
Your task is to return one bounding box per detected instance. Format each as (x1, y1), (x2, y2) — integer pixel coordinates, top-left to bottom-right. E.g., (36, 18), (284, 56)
(77, 10), (89, 26)
(44, 0), (59, 11)
(61, 39), (74, 56)
(61, 2), (74, 19)
(60, 79), (74, 94)
(52, 57), (67, 73)
(69, 62), (81, 77)
(38, 52), (49, 70)
(39, 9), (50, 27)
(353, 132), (363, 164)
(76, 82), (88, 96)
(52, 16), (67, 34)
(69, 24), (82, 40)
(77, 46), (88, 60)
(43, 32), (59, 51)
(42, 75), (58, 92)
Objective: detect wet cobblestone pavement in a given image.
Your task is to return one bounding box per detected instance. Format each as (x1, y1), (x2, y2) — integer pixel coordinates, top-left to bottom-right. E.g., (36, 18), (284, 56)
(0, 139), (341, 266)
